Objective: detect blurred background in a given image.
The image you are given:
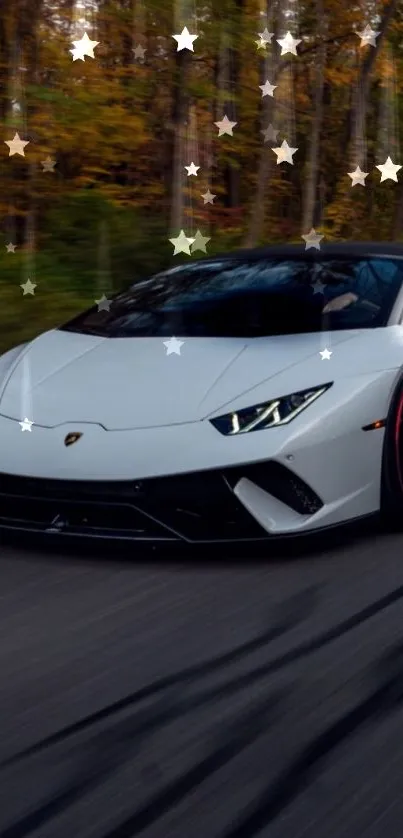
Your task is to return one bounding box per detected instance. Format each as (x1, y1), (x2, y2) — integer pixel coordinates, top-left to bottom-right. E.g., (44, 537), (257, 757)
(0, 0), (402, 353)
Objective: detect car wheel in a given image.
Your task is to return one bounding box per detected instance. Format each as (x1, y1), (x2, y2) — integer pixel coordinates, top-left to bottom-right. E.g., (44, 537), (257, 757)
(381, 377), (403, 529)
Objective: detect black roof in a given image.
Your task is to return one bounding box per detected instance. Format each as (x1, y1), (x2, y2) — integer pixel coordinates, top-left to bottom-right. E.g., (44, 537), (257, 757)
(197, 241), (403, 264)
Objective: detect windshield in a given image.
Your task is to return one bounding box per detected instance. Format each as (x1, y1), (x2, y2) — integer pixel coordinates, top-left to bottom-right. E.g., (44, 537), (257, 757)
(60, 256), (403, 338)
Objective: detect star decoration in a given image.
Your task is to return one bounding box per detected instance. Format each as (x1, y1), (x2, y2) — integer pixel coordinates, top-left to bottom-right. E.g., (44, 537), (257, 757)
(70, 31), (99, 61)
(169, 230), (191, 255)
(214, 115), (237, 136)
(259, 79), (277, 97)
(320, 348), (332, 360)
(261, 123), (279, 143)
(271, 139), (298, 164)
(312, 278), (326, 294)
(302, 228), (324, 250)
(276, 31), (302, 56)
(19, 417), (33, 432)
(163, 337), (184, 356)
(133, 44), (146, 61)
(257, 28), (274, 46)
(190, 230), (210, 253)
(185, 162), (200, 176)
(356, 25), (379, 47)
(41, 156), (56, 172)
(20, 278), (37, 295)
(201, 189), (216, 204)
(5, 132), (29, 156)
(347, 165), (369, 187)
(172, 27), (198, 52)
(6, 242), (16, 253)
(95, 294), (111, 312)
(376, 156), (402, 183)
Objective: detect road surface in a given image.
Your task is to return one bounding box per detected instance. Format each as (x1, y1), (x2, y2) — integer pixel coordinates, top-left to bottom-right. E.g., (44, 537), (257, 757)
(1, 526), (403, 838)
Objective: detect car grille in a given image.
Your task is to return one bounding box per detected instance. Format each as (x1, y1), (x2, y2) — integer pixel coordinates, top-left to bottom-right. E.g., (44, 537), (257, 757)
(0, 461), (323, 542)
(0, 470), (264, 542)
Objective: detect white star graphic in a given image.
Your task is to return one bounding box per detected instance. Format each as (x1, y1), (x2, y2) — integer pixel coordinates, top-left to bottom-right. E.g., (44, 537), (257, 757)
(301, 228), (324, 250)
(184, 162), (200, 176)
(376, 156), (402, 183)
(271, 139), (298, 164)
(169, 230), (192, 255)
(20, 278), (37, 295)
(201, 189), (216, 204)
(258, 28), (274, 44)
(5, 132), (29, 156)
(320, 348), (332, 360)
(214, 115), (237, 136)
(259, 79), (277, 97)
(70, 31), (99, 61)
(312, 278), (326, 294)
(255, 28), (274, 49)
(356, 25), (379, 47)
(347, 166), (369, 187)
(6, 242), (16, 253)
(276, 31), (302, 56)
(41, 156), (56, 172)
(190, 230), (210, 253)
(19, 417), (33, 431)
(95, 294), (111, 312)
(163, 337), (184, 356)
(133, 44), (146, 61)
(172, 27), (198, 52)
(261, 123), (279, 143)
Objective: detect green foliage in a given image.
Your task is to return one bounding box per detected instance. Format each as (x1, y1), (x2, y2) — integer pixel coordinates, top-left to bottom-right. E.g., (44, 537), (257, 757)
(0, 0), (402, 351)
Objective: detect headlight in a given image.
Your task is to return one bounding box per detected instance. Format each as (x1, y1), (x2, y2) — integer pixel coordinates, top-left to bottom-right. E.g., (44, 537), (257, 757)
(209, 383), (332, 435)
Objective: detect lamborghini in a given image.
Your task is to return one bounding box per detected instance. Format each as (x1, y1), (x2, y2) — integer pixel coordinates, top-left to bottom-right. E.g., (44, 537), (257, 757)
(1, 241), (403, 544)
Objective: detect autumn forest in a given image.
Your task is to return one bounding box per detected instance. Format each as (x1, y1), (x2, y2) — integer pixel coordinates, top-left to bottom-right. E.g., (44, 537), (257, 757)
(0, 0), (402, 351)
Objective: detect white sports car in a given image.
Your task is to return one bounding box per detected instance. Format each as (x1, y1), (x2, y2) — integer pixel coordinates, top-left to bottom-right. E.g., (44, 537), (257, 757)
(1, 241), (403, 544)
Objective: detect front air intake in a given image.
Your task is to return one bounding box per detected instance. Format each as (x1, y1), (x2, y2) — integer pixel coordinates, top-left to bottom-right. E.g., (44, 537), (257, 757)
(223, 461), (323, 515)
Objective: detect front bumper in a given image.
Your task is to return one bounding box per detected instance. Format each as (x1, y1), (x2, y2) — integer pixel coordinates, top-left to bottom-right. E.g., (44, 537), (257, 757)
(0, 461), (323, 543)
(0, 371), (386, 541)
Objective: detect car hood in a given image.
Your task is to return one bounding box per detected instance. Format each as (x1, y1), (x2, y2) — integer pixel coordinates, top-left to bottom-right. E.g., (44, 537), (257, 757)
(0, 328), (388, 429)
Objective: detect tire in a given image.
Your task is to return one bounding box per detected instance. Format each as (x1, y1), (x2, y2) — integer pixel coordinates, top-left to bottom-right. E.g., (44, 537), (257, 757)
(381, 375), (403, 529)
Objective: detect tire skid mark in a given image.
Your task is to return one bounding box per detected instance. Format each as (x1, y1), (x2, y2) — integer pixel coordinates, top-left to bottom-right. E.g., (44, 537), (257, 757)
(89, 690), (288, 838)
(221, 644), (403, 838)
(4, 578), (403, 769)
(1, 690), (288, 838)
(0, 586), (317, 769)
(3, 584), (403, 837)
(0, 697), (179, 838)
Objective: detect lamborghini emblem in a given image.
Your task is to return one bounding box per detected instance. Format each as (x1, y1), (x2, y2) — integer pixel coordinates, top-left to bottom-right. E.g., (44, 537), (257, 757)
(64, 432), (83, 447)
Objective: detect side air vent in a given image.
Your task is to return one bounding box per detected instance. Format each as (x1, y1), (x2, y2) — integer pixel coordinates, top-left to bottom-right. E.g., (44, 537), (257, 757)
(223, 461), (323, 515)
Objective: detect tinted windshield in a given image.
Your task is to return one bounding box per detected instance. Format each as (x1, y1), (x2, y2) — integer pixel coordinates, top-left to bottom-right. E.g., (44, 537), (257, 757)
(60, 256), (403, 338)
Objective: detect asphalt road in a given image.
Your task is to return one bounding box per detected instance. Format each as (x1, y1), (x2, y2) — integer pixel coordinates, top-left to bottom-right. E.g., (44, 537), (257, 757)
(1, 526), (403, 838)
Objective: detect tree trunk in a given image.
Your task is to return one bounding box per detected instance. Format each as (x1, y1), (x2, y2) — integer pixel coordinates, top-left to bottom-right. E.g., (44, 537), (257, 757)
(347, 0), (398, 153)
(223, 0), (244, 209)
(301, 0), (327, 232)
(393, 183), (403, 240)
(242, 1), (280, 248)
(169, 50), (190, 233)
